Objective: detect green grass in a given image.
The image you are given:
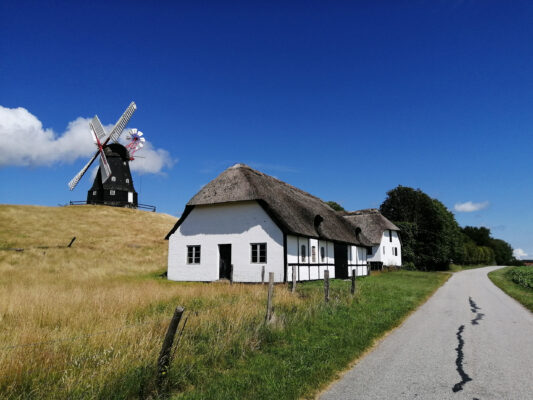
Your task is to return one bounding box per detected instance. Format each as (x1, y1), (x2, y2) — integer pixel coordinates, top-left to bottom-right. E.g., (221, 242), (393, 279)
(172, 271), (449, 400)
(488, 267), (533, 312)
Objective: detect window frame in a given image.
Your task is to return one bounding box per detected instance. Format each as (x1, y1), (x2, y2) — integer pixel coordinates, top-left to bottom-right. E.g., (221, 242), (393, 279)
(301, 244), (307, 262)
(320, 246), (325, 262)
(109, 190), (115, 196)
(311, 246), (316, 263)
(187, 245), (201, 264)
(251, 243), (267, 263)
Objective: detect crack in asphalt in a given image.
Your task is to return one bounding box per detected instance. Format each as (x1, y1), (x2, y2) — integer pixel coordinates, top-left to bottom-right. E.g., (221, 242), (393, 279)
(469, 297), (485, 326)
(452, 324), (472, 392)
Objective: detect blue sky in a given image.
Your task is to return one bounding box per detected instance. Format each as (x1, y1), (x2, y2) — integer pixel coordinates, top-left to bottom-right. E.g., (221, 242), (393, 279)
(1, 1), (531, 258)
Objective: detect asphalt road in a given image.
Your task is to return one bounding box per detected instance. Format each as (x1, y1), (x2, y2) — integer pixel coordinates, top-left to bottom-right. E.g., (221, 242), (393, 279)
(320, 266), (533, 400)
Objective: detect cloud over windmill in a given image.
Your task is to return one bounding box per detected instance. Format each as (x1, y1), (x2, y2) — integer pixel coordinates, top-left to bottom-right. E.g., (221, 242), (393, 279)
(0, 105), (174, 174)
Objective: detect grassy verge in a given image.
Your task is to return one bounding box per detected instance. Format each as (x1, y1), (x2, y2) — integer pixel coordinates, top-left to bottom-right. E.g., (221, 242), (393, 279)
(488, 267), (533, 312)
(172, 271), (449, 400)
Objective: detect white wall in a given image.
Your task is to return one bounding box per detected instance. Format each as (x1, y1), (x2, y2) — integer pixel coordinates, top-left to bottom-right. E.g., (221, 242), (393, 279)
(168, 201), (284, 282)
(287, 235), (335, 281)
(348, 245), (368, 276)
(367, 230), (402, 266)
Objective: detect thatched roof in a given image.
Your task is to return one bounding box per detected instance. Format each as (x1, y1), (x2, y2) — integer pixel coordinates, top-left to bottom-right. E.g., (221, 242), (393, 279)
(340, 209), (400, 246)
(166, 163), (371, 245)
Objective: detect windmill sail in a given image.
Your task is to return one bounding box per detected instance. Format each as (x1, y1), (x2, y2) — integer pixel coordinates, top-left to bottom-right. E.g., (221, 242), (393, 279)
(90, 115), (107, 143)
(98, 149), (112, 183)
(108, 102), (136, 143)
(68, 152), (99, 190)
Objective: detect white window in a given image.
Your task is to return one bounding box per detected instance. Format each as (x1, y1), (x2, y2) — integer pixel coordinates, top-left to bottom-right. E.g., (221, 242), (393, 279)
(251, 243), (267, 263)
(301, 244), (307, 262)
(126, 178), (130, 183)
(311, 246), (316, 263)
(111, 176), (116, 182)
(110, 190), (115, 196)
(93, 191), (97, 195)
(187, 245), (201, 264)
(123, 161), (127, 166)
(320, 246), (325, 262)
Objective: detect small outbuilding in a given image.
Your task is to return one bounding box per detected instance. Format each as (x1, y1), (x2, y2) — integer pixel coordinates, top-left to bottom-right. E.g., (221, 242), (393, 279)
(165, 163), (372, 282)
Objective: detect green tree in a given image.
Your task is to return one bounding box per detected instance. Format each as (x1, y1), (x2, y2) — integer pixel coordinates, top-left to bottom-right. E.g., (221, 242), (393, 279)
(326, 201), (345, 212)
(462, 226), (492, 247)
(489, 238), (513, 265)
(380, 186), (462, 270)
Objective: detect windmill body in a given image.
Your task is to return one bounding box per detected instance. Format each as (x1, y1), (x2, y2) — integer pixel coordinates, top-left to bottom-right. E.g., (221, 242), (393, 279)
(87, 143), (138, 207)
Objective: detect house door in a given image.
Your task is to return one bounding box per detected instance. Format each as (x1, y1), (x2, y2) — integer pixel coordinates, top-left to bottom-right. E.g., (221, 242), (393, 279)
(219, 244), (232, 280)
(334, 243), (348, 279)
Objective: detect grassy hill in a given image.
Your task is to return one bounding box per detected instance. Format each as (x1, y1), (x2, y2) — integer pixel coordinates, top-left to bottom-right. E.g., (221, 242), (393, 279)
(0, 204), (448, 400)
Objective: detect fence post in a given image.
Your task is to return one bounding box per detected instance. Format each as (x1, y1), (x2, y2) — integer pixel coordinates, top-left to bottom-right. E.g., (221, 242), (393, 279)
(157, 306), (185, 389)
(67, 237), (76, 248)
(261, 265), (265, 285)
(351, 269), (356, 295)
(324, 270), (330, 303)
(265, 272), (274, 322)
(291, 266), (297, 293)
(230, 264), (234, 285)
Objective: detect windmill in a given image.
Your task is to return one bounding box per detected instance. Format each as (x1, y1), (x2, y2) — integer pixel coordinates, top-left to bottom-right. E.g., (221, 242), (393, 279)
(68, 102), (143, 208)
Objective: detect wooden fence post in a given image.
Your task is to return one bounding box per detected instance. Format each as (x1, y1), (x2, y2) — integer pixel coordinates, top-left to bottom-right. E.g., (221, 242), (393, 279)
(265, 272), (274, 322)
(157, 306), (184, 389)
(261, 265), (265, 284)
(67, 237), (76, 248)
(291, 266), (297, 293)
(324, 270), (330, 303)
(351, 269), (356, 295)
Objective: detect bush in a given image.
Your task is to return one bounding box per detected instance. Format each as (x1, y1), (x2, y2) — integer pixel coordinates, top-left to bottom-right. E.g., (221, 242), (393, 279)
(508, 267), (533, 290)
(402, 261), (417, 271)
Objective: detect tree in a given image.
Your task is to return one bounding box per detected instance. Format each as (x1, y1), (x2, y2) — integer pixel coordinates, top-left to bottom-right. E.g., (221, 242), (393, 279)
(326, 201), (345, 212)
(380, 186), (462, 270)
(489, 238), (513, 265)
(462, 226), (491, 247)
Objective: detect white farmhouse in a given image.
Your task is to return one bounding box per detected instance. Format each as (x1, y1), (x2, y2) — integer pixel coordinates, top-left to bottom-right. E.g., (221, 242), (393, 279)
(341, 209), (402, 268)
(166, 164), (373, 283)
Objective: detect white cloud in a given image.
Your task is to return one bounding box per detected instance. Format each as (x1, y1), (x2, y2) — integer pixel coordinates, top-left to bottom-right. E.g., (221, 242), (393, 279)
(0, 105), (174, 174)
(513, 248), (528, 260)
(454, 201), (489, 212)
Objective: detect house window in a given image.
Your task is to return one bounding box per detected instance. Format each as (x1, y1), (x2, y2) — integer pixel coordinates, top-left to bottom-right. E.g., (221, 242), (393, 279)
(383, 247), (385, 255)
(320, 246), (325, 262)
(251, 243), (267, 263)
(301, 244), (307, 262)
(93, 190), (97, 196)
(111, 176), (116, 182)
(366, 247), (373, 256)
(123, 161), (127, 166)
(126, 178), (130, 183)
(187, 245), (201, 264)
(311, 246), (316, 263)
(110, 190), (115, 196)
(394, 247), (398, 256)
(389, 230), (393, 242)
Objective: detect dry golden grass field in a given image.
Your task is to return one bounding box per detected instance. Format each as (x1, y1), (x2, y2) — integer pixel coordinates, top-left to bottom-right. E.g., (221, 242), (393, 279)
(0, 204), (323, 399)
